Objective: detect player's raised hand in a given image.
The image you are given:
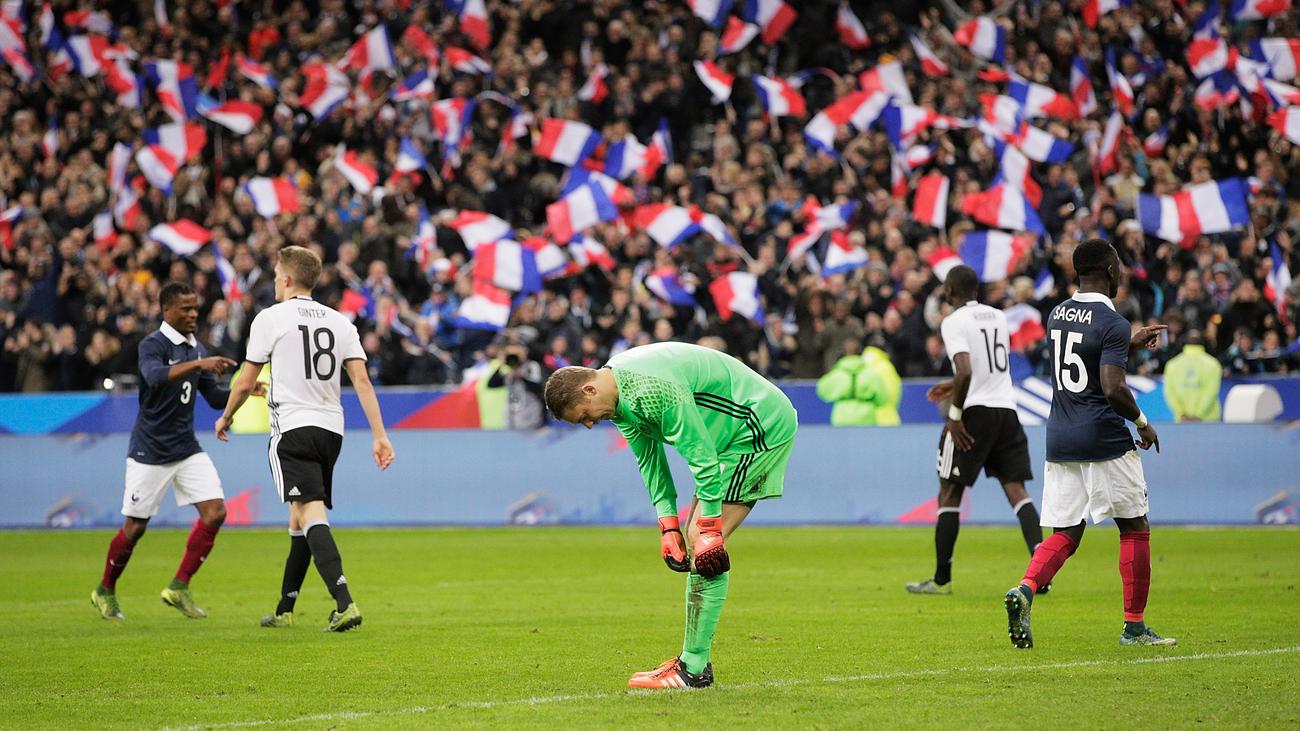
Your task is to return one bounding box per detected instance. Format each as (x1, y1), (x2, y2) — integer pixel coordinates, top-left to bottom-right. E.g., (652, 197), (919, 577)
(372, 436), (395, 470)
(215, 415), (232, 442)
(658, 516), (690, 572)
(1130, 325), (1167, 351)
(693, 516), (730, 578)
(198, 356), (238, 376)
(926, 381), (954, 403)
(1136, 423), (1160, 453)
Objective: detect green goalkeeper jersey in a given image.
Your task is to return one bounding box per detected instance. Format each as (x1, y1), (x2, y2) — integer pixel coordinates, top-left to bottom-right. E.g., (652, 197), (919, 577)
(606, 342), (798, 519)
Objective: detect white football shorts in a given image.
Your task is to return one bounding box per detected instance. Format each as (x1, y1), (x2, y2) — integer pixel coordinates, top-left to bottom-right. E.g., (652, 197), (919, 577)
(122, 453), (224, 519)
(1040, 449), (1149, 527)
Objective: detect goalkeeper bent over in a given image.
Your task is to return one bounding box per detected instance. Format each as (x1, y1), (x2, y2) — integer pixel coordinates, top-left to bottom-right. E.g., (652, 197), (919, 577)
(544, 342), (798, 689)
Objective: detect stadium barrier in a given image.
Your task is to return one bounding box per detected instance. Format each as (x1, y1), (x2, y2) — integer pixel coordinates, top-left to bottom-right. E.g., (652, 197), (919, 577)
(4, 423), (1296, 528)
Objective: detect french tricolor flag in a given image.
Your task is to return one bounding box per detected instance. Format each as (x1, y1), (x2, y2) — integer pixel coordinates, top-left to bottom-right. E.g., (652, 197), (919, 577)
(910, 33), (948, 77)
(404, 25), (439, 64)
(709, 271), (763, 322)
(406, 205), (441, 275)
(445, 46), (492, 75)
(1096, 109), (1125, 174)
(334, 147), (379, 194)
(1004, 303), (1046, 350)
(108, 142), (131, 193)
(40, 116), (57, 159)
(689, 0), (734, 28)
(694, 60), (734, 103)
(1250, 38), (1300, 81)
(212, 244), (241, 301)
(396, 136), (429, 173)
(145, 60), (200, 122)
(564, 168), (634, 209)
(800, 197), (856, 231)
(960, 185), (1045, 235)
(92, 211), (118, 251)
(113, 188), (141, 230)
(1268, 107), (1300, 144)
(1013, 123), (1074, 163)
(536, 118), (602, 167)
(1009, 76), (1077, 119)
(473, 239), (542, 294)
(1033, 266), (1055, 300)
(454, 281), (512, 331)
(1106, 50), (1134, 116)
(912, 172), (949, 230)
(338, 25), (395, 73)
(523, 236), (569, 279)
(391, 69), (433, 101)
(953, 17), (1005, 64)
(1070, 56), (1098, 117)
(449, 0), (490, 50)
(1082, 0), (1130, 28)
(927, 246), (962, 281)
(836, 4), (870, 51)
(980, 93), (1023, 139)
(1263, 239), (1293, 311)
(1137, 178), (1251, 246)
(577, 63), (609, 103)
(46, 42), (72, 82)
(859, 61), (912, 106)
(905, 143), (938, 169)
(752, 73), (806, 117)
(65, 33), (109, 77)
(959, 230), (1031, 282)
(804, 90), (890, 154)
(237, 56), (278, 89)
(568, 234), (616, 271)
(432, 97), (476, 151)
(881, 103), (962, 148)
(242, 177), (300, 218)
(135, 145), (180, 194)
(636, 204), (701, 248)
(1143, 124), (1169, 157)
(449, 210), (513, 252)
(0, 206), (22, 250)
(149, 219), (212, 256)
(994, 143), (1043, 207)
(720, 17), (759, 55)
(1230, 0), (1292, 20)
(104, 57), (142, 108)
(137, 122), (207, 189)
(1187, 7), (1229, 79)
(645, 268), (698, 307)
(1194, 71), (1242, 110)
(642, 119), (672, 179)
(786, 225), (823, 261)
(740, 0), (797, 45)
(693, 207), (739, 247)
(546, 181), (618, 243)
(299, 63), (351, 119)
(1262, 78), (1300, 107)
(2, 49), (35, 83)
(198, 96), (262, 135)
(821, 230), (869, 275)
(603, 136), (647, 180)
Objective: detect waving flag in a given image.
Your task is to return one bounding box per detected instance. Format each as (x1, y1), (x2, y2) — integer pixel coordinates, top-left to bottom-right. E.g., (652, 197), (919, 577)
(547, 181), (618, 243)
(786, 225), (823, 261)
(859, 61), (912, 106)
(211, 244), (241, 301)
(910, 33), (948, 77)
(1106, 50), (1134, 116)
(800, 198), (856, 231)
(1268, 107), (1300, 144)
(1143, 124), (1169, 157)
(1009, 77), (1077, 119)
(1096, 109), (1125, 174)
(959, 230), (1031, 282)
(450, 0), (490, 50)
(198, 97), (261, 134)
(112, 187), (141, 230)
(752, 73), (806, 117)
(1013, 123), (1074, 163)
(636, 204), (700, 247)
(0, 206), (23, 250)
(1004, 303), (1046, 350)
(299, 63), (350, 119)
(0, 16), (23, 56)
(1033, 266), (1055, 300)
(980, 93), (1023, 140)
(40, 116), (58, 159)
(905, 142), (938, 169)
(431, 97), (476, 153)
(38, 3), (57, 48)
(1083, 0), (1131, 27)
(954, 17), (1005, 63)
(960, 185), (1045, 235)
(455, 281), (512, 330)
(694, 60), (734, 102)
(1263, 239), (1293, 311)
(836, 4), (870, 50)
(334, 147), (379, 193)
(1187, 6), (1228, 79)
(640, 119), (673, 179)
(2, 48), (34, 82)
(822, 230), (869, 275)
(445, 46), (492, 75)
(406, 205), (442, 275)
(92, 211), (118, 251)
(1262, 79), (1300, 107)
(569, 234), (616, 271)
(1194, 71), (1243, 110)
(449, 210), (513, 252)
(391, 69), (433, 101)
(709, 271), (763, 322)
(740, 0), (797, 45)
(402, 25), (440, 65)
(645, 268), (697, 307)
(65, 33), (108, 77)
(1250, 38), (1300, 81)
(577, 63), (609, 103)
(536, 118), (602, 167)
(1137, 178), (1250, 245)
(689, 0), (734, 28)
(928, 246), (962, 281)
(1230, 0), (1292, 20)
(242, 177), (300, 218)
(395, 136), (429, 173)
(473, 239), (541, 294)
(994, 143), (1043, 207)
(145, 60), (200, 121)
(1070, 56), (1098, 117)
(912, 172), (949, 230)
(804, 90), (890, 154)
(523, 237), (568, 279)
(881, 103), (963, 148)
(237, 56), (278, 89)
(104, 57), (142, 108)
(136, 122), (206, 190)
(719, 17), (759, 55)
(149, 219), (212, 256)
(338, 25), (395, 73)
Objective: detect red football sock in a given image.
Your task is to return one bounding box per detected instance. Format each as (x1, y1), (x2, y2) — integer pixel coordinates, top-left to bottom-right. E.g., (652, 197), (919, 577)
(175, 520), (221, 584)
(1119, 531), (1151, 622)
(101, 529), (136, 591)
(1020, 531), (1078, 593)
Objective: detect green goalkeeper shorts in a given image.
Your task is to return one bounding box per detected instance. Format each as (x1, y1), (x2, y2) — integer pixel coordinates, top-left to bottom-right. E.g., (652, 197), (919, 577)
(720, 440), (793, 504)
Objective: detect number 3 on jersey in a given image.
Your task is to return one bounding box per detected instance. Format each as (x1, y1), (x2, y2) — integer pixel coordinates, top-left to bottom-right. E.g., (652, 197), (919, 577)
(298, 325), (337, 380)
(1049, 329), (1087, 393)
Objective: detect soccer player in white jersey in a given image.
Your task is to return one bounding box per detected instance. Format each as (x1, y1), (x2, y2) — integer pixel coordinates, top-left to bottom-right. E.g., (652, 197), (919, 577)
(216, 246), (394, 632)
(907, 265), (1044, 595)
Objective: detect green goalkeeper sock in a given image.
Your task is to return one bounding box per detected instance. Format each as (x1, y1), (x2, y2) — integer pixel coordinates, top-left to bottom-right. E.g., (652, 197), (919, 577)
(680, 570), (729, 675)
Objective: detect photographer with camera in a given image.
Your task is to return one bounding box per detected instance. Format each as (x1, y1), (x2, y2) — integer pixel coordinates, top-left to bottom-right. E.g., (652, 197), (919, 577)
(487, 334), (547, 431)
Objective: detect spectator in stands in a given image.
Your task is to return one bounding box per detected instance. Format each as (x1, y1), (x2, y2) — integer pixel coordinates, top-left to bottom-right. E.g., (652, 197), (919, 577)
(488, 340), (547, 431)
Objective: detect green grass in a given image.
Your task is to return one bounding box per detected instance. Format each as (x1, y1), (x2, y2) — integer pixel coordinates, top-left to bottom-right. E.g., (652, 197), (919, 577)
(4, 526), (1298, 729)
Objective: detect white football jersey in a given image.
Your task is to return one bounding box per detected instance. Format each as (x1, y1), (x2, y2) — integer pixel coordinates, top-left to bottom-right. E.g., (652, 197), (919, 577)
(245, 296), (366, 436)
(939, 301), (1018, 411)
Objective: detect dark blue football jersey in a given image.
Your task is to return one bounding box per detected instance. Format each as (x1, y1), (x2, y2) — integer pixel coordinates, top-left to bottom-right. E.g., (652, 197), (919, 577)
(1044, 292), (1135, 462)
(127, 324), (229, 465)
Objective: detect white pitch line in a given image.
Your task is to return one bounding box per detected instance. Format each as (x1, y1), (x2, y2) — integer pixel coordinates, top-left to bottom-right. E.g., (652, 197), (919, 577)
(165, 645), (1300, 730)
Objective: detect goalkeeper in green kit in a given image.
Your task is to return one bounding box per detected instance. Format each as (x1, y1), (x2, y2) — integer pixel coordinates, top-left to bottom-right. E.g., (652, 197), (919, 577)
(544, 342), (798, 689)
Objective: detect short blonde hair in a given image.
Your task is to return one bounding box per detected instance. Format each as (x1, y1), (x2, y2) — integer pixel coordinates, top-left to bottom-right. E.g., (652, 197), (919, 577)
(278, 245), (322, 289)
(544, 366), (597, 417)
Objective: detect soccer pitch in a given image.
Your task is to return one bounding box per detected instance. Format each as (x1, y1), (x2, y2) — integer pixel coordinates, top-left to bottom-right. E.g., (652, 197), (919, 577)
(5, 526), (1298, 729)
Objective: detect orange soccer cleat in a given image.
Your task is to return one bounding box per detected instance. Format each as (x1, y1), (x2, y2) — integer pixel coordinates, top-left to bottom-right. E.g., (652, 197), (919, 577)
(627, 657), (713, 689)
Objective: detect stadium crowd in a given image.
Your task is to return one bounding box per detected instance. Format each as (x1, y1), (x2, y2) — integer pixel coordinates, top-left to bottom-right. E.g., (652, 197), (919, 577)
(2, 0), (1299, 395)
